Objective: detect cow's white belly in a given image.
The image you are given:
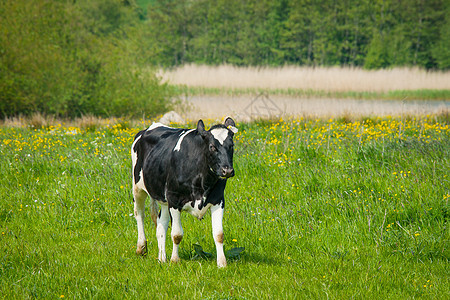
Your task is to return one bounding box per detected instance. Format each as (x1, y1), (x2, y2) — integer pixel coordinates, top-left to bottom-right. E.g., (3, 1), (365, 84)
(182, 199), (212, 220)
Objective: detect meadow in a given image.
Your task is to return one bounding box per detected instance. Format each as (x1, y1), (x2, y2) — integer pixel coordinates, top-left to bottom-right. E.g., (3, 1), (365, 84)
(1, 115), (449, 298)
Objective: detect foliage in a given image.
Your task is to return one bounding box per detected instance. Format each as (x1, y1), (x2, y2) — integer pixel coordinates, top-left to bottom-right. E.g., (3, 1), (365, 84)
(141, 0), (449, 70)
(0, 0), (174, 118)
(431, 3), (450, 69)
(1, 116), (449, 298)
(1, 0), (448, 118)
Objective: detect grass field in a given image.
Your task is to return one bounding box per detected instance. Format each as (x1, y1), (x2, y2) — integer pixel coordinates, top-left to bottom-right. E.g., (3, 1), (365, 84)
(1, 115), (449, 298)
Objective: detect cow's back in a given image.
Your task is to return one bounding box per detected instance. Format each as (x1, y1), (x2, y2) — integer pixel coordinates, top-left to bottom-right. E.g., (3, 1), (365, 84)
(132, 124), (188, 201)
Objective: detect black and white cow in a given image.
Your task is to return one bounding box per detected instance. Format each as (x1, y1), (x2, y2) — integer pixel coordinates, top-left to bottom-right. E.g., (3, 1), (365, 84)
(131, 117), (237, 267)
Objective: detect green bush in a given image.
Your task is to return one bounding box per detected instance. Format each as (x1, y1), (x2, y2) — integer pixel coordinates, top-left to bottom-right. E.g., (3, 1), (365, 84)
(0, 0), (174, 119)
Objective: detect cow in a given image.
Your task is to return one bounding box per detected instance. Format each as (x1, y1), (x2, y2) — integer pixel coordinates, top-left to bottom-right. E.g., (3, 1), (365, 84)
(131, 117), (238, 267)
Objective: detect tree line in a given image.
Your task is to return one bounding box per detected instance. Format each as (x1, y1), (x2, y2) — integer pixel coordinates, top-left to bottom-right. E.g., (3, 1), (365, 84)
(142, 0), (449, 69)
(1, 0), (448, 118)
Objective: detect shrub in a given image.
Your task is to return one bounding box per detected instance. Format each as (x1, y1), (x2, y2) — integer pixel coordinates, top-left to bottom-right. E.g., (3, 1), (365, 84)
(0, 0), (174, 119)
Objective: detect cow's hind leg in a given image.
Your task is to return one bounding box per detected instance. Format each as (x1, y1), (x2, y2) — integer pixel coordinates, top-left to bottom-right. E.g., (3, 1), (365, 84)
(211, 204), (227, 267)
(156, 204), (170, 262)
(169, 208), (184, 263)
(133, 187), (148, 255)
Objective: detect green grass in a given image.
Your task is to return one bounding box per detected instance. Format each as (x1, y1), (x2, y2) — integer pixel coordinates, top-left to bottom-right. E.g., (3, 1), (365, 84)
(175, 85), (450, 100)
(1, 116), (449, 298)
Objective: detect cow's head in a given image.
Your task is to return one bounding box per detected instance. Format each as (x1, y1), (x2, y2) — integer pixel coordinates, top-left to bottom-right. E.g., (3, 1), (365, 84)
(198, 117), (238, 179)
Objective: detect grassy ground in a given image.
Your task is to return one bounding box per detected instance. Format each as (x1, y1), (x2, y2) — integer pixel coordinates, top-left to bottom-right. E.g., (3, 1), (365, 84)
(1, 116), (449, 298)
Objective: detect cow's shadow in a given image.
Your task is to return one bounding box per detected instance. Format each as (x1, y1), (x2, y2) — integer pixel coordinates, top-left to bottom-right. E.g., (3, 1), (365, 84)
(179, 246), (279, 266)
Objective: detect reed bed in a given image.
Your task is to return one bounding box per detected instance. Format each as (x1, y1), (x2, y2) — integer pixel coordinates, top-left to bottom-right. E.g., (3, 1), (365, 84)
(160, 64), (450, 92)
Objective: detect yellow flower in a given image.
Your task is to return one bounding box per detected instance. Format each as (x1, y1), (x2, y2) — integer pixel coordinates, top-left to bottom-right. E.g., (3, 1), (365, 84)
(232, 239), (237, 242)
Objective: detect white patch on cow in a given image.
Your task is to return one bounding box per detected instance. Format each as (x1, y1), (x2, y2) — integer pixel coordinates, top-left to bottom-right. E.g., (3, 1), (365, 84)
(211, 128), (229, 145)
(131, 135), (141, 183)
(133, 185), (148, 254)
(131, 135), (141, 164)
(134, 170), (148, 194)
(156, 204), (170, 262)
(169, 208), (183, 262)
(182, 198), (212, 220)
(211, 204), (226, 267)
(148, 122), (169, 131)
(131, 135), (148, 194)
(174, 129), (195, 152)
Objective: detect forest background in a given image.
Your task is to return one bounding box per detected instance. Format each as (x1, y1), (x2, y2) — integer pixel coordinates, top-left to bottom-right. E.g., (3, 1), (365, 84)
(1, 0), (449, 119)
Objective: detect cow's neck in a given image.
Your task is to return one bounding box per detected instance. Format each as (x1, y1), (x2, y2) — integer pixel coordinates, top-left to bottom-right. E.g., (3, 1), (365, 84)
(203, 166), (219, 193)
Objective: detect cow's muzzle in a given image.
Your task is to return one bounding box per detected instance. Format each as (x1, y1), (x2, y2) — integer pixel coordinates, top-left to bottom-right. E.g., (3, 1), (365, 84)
(220, 166), (235, 178)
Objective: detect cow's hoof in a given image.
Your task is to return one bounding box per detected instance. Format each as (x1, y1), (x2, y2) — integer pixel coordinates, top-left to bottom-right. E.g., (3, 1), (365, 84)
(170, 256), (181, 264)
(158, 252), (167, 263)
(136, 241), (147, 256)
(158, 258), (167, 264)
(217, 257), (227, 268)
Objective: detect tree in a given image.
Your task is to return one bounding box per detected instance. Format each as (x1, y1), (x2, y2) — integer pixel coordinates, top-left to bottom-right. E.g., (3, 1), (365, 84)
(0, 0), (173, 118)
(136, 0), (449, 69)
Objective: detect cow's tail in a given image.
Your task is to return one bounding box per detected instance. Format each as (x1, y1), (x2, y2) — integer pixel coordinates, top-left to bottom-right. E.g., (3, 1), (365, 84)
(149, 197), (158, 226)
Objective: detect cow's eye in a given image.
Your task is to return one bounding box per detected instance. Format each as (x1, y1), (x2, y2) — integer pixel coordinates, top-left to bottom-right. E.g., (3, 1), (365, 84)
(209, 144), (217, 152)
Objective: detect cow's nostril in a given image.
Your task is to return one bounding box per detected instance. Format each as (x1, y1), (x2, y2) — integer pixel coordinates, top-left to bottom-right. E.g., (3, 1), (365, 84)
(222, 168), (228, 176)
(221, 167), (234, 178)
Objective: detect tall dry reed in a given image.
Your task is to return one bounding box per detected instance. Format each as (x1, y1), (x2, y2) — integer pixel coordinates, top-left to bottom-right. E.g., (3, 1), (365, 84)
(159, 64), (450, 92)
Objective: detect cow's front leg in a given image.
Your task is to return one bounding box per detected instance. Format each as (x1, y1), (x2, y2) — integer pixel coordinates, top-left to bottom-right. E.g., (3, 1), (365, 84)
(169, 208), (183, 263)
(211, 203), (227, 267)
(133, 188), (147, 255)
(156, 204), (170, 262)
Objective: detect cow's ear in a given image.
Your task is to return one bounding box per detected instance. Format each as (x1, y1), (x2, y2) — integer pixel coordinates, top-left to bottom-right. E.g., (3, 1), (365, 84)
(224, 117), (235, 127)
(224, 117), (238, 133)
(197, 119), (206, 136)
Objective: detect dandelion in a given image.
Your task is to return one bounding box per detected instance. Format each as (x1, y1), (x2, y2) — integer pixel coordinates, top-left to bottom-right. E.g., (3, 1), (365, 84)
(232, 239), (237, 242)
